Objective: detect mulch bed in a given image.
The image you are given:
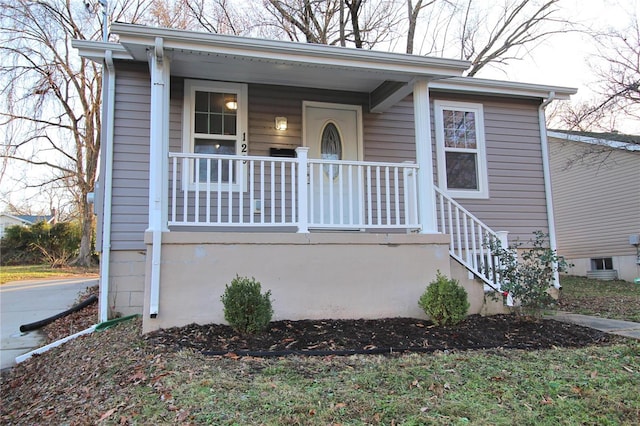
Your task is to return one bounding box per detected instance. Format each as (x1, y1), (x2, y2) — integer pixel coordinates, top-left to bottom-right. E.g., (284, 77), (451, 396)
(145, 314), (618, 356)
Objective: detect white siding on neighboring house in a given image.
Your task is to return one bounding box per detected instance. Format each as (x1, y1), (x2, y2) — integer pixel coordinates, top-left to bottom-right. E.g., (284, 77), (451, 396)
(550, 137), (640, 260)
(0, 215), (26, 239)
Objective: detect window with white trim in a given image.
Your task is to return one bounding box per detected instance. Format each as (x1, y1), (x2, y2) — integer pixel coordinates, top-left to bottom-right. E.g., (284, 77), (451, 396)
(591, 257), (613, 270)
(434, 100), (488, 199)
(183, 79), (248, 189)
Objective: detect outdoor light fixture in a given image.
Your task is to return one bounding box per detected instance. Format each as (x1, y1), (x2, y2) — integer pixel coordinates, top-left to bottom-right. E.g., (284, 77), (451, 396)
(275, 116), (287, 131)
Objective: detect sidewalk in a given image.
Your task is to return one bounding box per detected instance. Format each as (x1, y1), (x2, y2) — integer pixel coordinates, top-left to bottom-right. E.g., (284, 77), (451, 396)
(0, 278), (98, 370)
(551, 312), (640, 340)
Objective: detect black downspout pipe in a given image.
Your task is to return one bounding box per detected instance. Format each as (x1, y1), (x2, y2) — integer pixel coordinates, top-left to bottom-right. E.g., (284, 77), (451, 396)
(19, 295), (98, 333)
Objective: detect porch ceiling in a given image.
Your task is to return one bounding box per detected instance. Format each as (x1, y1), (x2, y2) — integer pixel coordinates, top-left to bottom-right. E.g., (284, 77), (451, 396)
(161, 50), (418, 93)
(109, 22), (470, 98)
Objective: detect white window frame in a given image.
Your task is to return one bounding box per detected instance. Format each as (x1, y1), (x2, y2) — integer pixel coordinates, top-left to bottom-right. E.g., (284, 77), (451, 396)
(182, 79), (248, 191)
(434, 100), (488, 199)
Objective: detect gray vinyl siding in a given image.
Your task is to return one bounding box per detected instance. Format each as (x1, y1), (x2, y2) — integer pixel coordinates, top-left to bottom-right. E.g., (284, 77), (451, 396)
(363, 98), (416, 162)
(167, 82), (379, 227)
(431, 93), (549, 244)
(110, 62), (150, 251)
(109, 65), (550, 248)
(549, 138), (640, 258)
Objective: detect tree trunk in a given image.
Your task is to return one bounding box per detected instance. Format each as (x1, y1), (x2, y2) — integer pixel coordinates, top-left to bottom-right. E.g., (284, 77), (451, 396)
(76, 197), (95, 267)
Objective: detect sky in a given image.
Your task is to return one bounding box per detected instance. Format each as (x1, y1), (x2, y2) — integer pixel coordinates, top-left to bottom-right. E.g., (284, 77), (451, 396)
(478, 0), (639, 133)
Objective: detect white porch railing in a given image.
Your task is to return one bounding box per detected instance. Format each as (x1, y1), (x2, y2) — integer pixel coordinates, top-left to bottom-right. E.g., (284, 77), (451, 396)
(434, 187), (506, 291)
(167, 151), (505, 291)
(168, 151), (420, 231)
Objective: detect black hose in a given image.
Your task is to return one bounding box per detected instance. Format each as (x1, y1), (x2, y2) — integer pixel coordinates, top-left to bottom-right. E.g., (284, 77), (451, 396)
(19, 295), (98, 333)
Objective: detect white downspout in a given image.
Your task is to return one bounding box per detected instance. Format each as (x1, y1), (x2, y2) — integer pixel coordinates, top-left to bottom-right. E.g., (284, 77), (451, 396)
(538, 91), (561, 289)
(148, 37), (170, 318)
(98, 50), (116, 323)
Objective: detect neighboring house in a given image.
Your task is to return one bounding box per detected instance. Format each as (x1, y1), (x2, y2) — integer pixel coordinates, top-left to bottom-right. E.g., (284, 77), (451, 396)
(74, 23), (576, 332)
(0, 213), (55, 239)
(548, 130), (640, 282)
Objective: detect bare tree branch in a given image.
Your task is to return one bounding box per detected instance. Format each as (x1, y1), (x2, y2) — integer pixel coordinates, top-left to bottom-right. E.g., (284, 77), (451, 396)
(0, 0), (152, 265)
(548, 12), (640, 137)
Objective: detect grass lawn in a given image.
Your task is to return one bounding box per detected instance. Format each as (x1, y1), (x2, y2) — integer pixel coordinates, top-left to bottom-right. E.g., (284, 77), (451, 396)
(559, 275), (640, 322)
(2, 275), (640, 423)
(1, 318), (638, 425)
(139, 343), (640, 425)
(0, 264), (98, 284)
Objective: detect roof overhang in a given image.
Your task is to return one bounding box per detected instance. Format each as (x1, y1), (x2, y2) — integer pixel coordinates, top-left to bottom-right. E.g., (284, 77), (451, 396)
(73, 23), (577, 110)
(548, 131), (640, 151)
(76, 23), (472, 111)
(429, 77), (577, 101)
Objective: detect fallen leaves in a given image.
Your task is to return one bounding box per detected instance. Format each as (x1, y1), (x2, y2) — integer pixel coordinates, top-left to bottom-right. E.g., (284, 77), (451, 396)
(98, 407), (117, 422)
(128, 369), (147, 384)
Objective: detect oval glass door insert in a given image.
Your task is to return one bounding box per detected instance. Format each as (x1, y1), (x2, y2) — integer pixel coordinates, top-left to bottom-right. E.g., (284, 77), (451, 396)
(321, 122), (342, 179)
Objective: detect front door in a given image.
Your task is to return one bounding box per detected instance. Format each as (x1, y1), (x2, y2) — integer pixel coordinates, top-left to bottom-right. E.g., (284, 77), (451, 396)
(303, 102), (363, 227)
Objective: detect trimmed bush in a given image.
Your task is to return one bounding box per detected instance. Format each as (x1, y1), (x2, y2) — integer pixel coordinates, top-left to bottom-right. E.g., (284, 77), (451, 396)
(0, 221), (81, 266)
(220, 276), (273, 334)
(419, 272), (470, 326)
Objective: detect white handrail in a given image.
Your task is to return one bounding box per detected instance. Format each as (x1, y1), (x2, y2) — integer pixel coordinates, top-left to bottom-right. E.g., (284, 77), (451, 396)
(434, 186), (503, 291)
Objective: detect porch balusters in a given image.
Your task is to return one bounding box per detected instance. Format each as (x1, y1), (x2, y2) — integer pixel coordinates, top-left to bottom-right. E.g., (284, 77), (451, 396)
(168, 151), (420, 232)
(295, 147), (309, 233)
(434, 186), (505, 291)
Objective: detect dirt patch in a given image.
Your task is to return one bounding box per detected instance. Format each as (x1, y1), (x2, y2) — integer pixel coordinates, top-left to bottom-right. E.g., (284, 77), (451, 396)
(146, 314), (616, 355)
(23, 283), (621, 356)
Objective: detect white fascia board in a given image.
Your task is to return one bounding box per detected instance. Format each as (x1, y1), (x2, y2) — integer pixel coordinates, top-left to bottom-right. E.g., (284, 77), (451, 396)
(547, 131), (640, 151)
(429, 76), (577, 100)
(110, 23), (470, 77)
(72, 40), (133, 62)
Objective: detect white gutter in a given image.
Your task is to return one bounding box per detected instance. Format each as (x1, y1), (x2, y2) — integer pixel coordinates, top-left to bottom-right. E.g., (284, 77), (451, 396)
(98, 50), (116, 322)
(430, 77), (577, 100)
(110, 22), (471, 76)
(547, 130), (640, 151)
(538, 92), (561, 289)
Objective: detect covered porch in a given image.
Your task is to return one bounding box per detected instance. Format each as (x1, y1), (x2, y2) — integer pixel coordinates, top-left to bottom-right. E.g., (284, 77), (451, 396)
(78, 23), (516, 329)
(140, 148), (509, 331)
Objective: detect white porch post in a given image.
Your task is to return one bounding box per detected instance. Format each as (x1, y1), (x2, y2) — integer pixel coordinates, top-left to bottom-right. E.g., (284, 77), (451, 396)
(413, 80), (437, 233)
(296, 147), (310, 233)
(147, 37), (170, 317)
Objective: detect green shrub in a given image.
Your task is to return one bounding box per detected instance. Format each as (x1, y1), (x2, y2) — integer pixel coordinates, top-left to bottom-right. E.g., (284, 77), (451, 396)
(419, 272), (470, 326)
(221, 276), (273, 334)
(0, 221), (81, 267)
(486, 231), (570, 317)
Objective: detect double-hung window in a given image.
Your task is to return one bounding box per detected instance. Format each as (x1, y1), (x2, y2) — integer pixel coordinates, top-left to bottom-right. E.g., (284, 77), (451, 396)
(183, 79), (248, 190)
(434, 100), (488, 199)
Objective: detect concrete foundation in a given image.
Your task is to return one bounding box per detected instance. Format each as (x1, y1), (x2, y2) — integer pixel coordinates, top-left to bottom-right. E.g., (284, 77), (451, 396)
(141, 232), (456, 332)
(565, 255), (640, 283)
(107, 250), (146, 318)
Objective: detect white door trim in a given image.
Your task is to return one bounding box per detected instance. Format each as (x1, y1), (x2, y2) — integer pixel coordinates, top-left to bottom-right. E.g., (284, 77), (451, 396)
(302, 101), (364, 161)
